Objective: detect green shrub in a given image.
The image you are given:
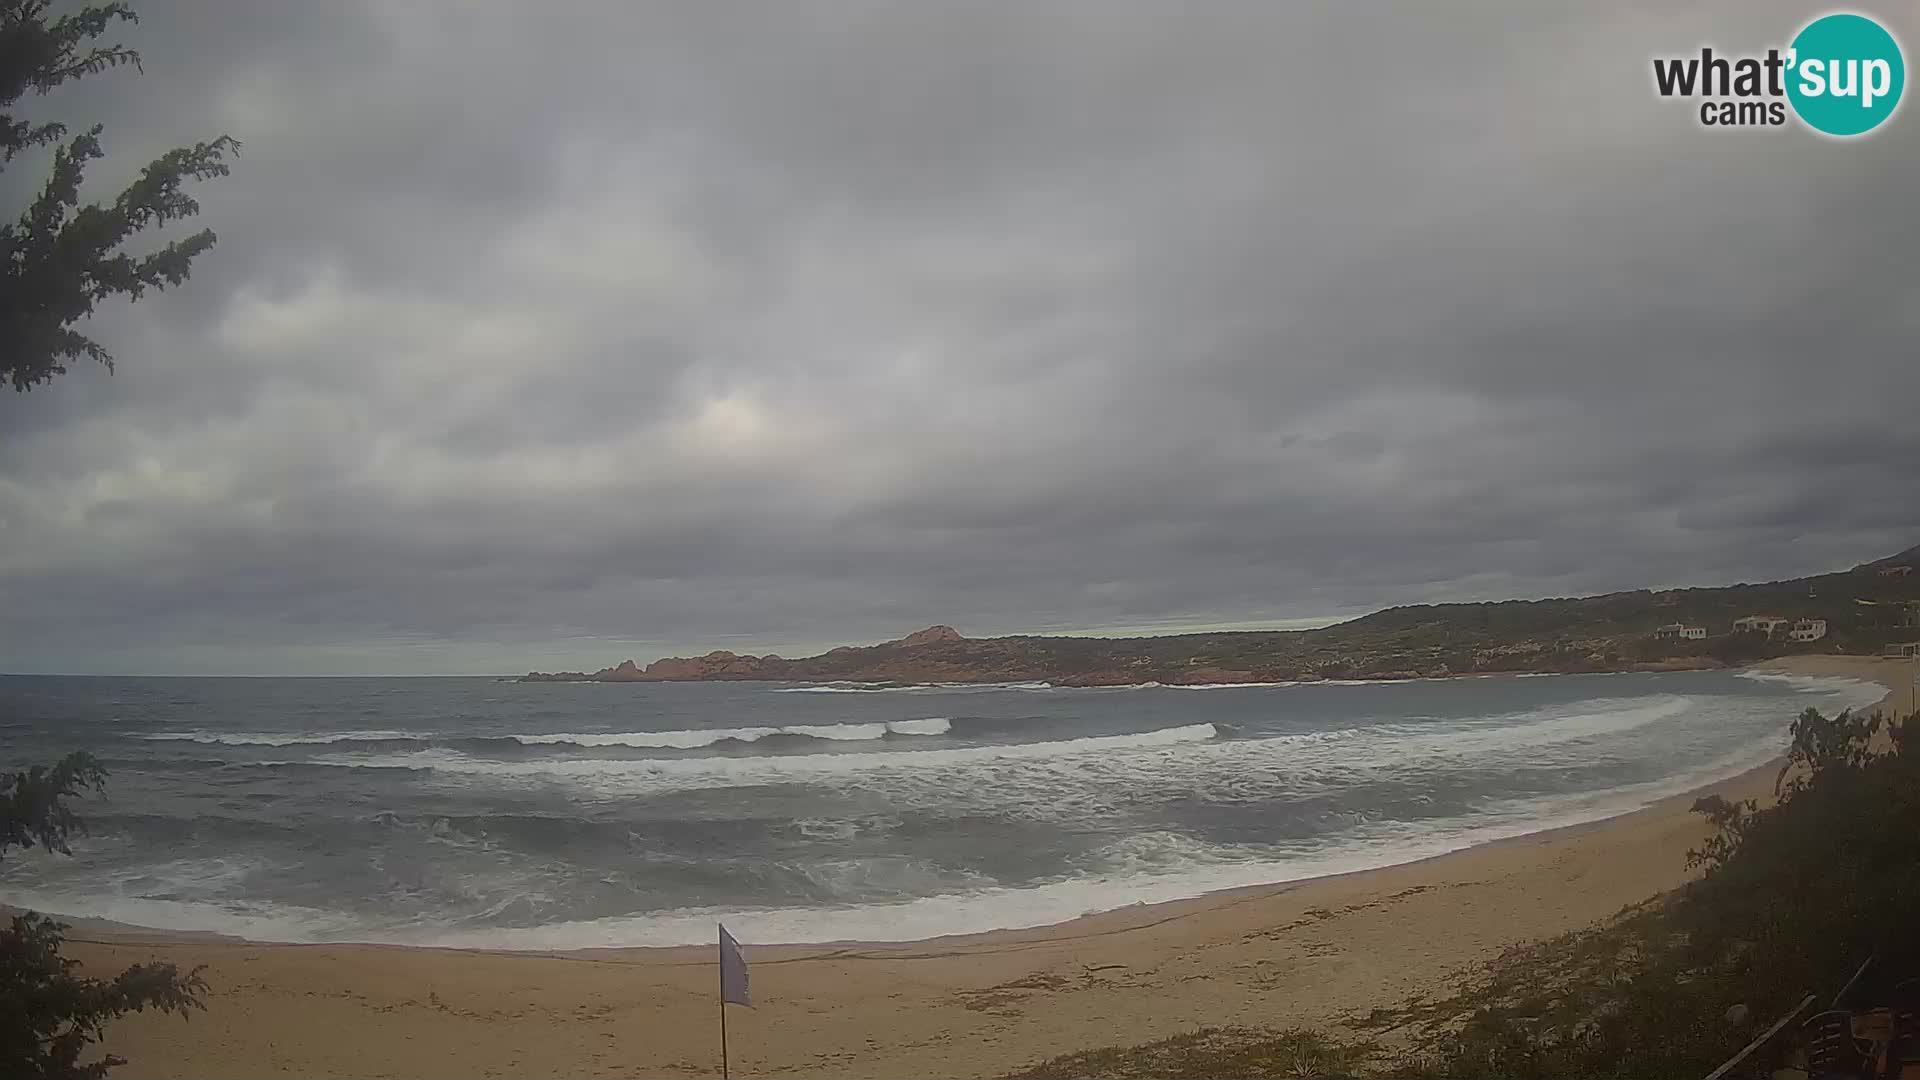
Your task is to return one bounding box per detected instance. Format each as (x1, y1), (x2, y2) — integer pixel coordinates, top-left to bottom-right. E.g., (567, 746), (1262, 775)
(1005, 1026), (1374, 1080)
(1, 753), (208, 1080)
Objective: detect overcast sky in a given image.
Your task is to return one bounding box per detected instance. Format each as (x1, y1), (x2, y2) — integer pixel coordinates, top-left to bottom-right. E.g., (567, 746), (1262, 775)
(3, 2), (1916, 675)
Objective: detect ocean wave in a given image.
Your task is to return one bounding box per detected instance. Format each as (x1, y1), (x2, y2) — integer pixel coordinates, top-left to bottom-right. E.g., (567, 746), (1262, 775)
(312, 694), (1718, 799)
(93, 757), (437, 777)
(325, 722), (1223, 784)
(0, 887), (367, 945)
(1736, 671), (1889, 710)
(125, 693), (1747, 802)
(126, 718), (958, 751)
(1403, 694), (1695, 748)
(262, 693), (1758, 814)
(515, 717), (953, 748)
(0, 828), (1476, 949)
(1164, 681), (1303, 690)
(133, 730), (414, 746)
(0, 730), (1789, 951)
(13, 671), (1891, 955)
(249, 760), (435, 774)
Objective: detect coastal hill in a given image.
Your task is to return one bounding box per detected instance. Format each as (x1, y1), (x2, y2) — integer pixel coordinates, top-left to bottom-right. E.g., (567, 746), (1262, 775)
(523, 544), (1920, 685)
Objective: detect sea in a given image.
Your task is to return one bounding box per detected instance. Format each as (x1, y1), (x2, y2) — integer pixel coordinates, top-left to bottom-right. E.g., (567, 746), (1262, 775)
(0, 669), (1885, 949)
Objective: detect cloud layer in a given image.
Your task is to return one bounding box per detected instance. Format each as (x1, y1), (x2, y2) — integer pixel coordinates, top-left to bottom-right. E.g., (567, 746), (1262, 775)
(3, 1), (1916, 674)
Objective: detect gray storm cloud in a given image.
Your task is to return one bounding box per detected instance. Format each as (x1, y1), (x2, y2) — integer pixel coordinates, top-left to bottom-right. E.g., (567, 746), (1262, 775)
(2, 1), (1916, 674)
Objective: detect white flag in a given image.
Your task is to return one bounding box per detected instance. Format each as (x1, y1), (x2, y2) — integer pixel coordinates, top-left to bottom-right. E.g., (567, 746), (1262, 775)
(719, 924), (750, 1006)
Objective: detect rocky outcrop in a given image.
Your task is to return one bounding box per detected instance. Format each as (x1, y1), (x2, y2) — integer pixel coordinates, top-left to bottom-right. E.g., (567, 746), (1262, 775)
(523, 625), (995, 683)
(632, 651), (789, 680)
(896, 624), (964, 648)
(581, 652), (792, 681)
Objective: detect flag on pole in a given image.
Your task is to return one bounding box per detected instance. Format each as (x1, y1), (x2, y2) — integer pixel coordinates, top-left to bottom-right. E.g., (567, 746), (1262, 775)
(719, 924), (750, 1006)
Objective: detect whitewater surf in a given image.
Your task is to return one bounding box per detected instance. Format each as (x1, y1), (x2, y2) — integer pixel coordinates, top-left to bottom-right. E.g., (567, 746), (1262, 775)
(0, 669), (1884, 948)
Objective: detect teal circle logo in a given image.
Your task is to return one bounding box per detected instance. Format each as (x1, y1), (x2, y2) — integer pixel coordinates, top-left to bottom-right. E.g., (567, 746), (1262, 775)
(1787, 13), (1905, 136)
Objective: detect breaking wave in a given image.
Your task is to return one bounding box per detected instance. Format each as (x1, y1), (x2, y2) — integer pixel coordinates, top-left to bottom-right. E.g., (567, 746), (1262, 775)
(323, 722), (1224, 782)
(514, 717), (952, 748)
(6, 667), (1889, 950)
(131, 717), (956, 751)
(1736, 671), (1890, 711)
(135, 730), (414, 746)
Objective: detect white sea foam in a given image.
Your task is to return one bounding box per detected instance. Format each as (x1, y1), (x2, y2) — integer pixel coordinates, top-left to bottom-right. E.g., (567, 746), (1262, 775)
(4, 730), (1793, 951)
(0, 886), (369, 945)
(296, 693), (1718, 829)
(134, 730), (413, 746)
(134, 718), (956, 749)
(23, 671), (1880, 951)
(883, 717), (955, 736)
(1735, 671), (1890, 711)
(518, 718), (953, 748)
(1390, 694), (1694, 751)
(316, 694), (1715, 802)
(330, 722), (1223, 785)
(1164, 681), (1303, 690)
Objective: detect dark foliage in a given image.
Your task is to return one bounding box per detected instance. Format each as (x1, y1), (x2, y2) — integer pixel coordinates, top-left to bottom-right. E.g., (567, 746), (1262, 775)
(1675, 706), (1919, 1026)
(0, 752), (107, 855)
(1005, 1026), (1374, 1080)
(1, 752), (208, 1080)
(1, 0), (236, 390)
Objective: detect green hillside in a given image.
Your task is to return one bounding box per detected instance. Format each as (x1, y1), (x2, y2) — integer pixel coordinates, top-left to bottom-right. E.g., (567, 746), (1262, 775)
(528, 545), (1920, 684)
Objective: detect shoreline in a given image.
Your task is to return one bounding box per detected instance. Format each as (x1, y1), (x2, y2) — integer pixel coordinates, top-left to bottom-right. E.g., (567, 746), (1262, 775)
(56, 655), (1912, 1078)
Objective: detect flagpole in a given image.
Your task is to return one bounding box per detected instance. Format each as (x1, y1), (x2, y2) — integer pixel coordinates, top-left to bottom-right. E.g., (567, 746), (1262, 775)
(719, 924), (730, 1080)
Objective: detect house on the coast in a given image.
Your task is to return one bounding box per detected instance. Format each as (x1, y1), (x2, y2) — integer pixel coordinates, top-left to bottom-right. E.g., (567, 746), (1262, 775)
(1877, 564), (1912, 578)
(1786, 618), (1827, 643)
(1654, 623), (1707, 641)
(1733, 615), (1790, 638)
(1882, 641), (1920, 659)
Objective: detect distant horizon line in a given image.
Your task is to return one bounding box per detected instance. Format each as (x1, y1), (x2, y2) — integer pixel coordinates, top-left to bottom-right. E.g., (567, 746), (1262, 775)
(0, 671), (527, 679)
(14, 539), (1910, 677)
(1, 613), (1357, 679)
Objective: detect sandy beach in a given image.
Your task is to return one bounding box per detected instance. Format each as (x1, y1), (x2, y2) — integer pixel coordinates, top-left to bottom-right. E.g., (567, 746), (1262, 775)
(58, 655), (1912, 1079)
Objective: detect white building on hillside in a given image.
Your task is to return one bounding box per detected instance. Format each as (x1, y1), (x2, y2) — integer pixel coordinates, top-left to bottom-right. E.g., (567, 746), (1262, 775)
(1733, 615), (1790, 638)
(1786, 618), (1827, 643)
